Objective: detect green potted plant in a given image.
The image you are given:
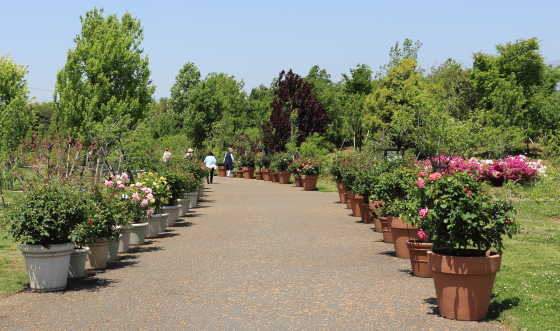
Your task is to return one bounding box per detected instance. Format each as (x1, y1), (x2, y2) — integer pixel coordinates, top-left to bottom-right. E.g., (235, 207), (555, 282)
(0, 182), (87, 291)
(254, 153), (264, 180)
(299, 158), (321, 191)
(273, 153), (292, 184)
(403, 170), (517, 320)
(261, 154), (273, 181)
(287, 159), (303, 187)
(239, 154), (256, 179)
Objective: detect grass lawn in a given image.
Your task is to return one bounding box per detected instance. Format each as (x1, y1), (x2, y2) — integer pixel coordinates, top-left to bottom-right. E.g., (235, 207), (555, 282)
(0, 231), (28, 299)
(488, 199), (560, 330)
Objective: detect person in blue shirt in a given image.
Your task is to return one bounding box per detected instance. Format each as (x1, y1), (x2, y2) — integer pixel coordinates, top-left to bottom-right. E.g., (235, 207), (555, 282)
(204, 151), (217, 184)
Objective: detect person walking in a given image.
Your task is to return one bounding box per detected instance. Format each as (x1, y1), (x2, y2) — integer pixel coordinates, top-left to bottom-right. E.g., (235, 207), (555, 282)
(224, 148), (234, 178)
(162, 148), (172, 162)
(203, 151), (217, 184)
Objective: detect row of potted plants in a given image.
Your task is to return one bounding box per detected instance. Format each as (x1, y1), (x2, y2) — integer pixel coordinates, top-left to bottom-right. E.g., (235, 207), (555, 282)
(217, 153), (324, 191)
(0, 158), (209, 292)
(331, 153), (541, 321)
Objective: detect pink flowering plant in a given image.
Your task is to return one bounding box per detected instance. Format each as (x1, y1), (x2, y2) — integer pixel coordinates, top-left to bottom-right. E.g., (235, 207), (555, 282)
(417, 155), (546, 185)
(105, 172), (155, 222)
(298, 158), (321, 176)
(136, 172), (171, 214)
(402, 171), (518, 255)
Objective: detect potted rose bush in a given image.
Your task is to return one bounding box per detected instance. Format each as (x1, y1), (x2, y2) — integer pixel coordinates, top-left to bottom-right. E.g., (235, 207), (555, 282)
(0, 182), (88, 291)
(298, 158), (321, 191)
(403, 170), (518, 320)
(273, 153), (292, 184)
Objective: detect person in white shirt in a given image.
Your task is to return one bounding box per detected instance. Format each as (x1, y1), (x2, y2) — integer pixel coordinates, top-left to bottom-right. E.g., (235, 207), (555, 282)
(162, 148), (172, 162)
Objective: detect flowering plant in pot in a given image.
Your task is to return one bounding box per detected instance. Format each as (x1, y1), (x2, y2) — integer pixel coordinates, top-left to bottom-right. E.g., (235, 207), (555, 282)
(298, 158), (321, 176)
(136, 172), (171, 213)
(0, 181), (88, 291)
(403, 170), (518, 320)
(272, 153), (292, 172)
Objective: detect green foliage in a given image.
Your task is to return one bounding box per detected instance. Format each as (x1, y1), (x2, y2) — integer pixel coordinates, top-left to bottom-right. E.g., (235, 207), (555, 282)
(405, 171), (517, 253)
(238, 154), (256, 168)
(0, 182), (88, 247)
(271, 153), (292, 171)
(54, 7), (154, 140)
(0, 54), (32, 155)
(168, 62), (201, 114)
(297, 133), (332, 158)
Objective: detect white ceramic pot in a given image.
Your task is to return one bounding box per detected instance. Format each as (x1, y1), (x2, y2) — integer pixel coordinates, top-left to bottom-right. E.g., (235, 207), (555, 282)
(129, 222), (149, 245)
(159, 213), (169, 233)
(161, 205), (180, 226)
(107, 237), (120, 261)
(188, 192), (198, 208)
(141, 214), (161, 238)
(117, 224), (133, 253)
(68, 247), (89, 279)
(20, 242), (75, 291)
(176, 198), (191, 216)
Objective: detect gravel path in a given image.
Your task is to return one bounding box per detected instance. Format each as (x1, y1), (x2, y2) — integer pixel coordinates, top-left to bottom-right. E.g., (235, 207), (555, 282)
(0, 176), (505, 330)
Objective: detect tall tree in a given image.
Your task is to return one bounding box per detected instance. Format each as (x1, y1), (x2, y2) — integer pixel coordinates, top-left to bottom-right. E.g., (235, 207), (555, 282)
(54, 7), (155, 140)
(264, 69), (327, 153)
(0, 54), (32, 153)
(168, 62), (201, 114)
(183, 72), (246, 148)
(470, 37), (560, 151)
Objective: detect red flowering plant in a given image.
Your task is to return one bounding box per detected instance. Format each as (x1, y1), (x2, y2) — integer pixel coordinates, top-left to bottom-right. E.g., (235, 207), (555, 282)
(287, 159), (302, 177)
(402, 170), (518, 256)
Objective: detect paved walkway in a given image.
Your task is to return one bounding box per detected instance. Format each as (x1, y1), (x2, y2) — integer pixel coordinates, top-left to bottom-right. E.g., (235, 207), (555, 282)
(0, 177), (504, 330)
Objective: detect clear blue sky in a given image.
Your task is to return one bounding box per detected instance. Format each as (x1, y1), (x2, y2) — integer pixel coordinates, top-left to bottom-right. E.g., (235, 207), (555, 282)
(2, 0), (559, 102)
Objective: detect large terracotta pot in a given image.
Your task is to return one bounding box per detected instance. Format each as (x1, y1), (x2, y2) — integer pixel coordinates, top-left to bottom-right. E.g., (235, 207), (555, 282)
(380, 217), (393, 243)
(271, 172), (279, 182)
(301, 175), (319, 191)
(277, 171), (292, 184)
(243, 167), (255, 179)
(336, 183), (347, 204)
(294, 176), (303, 187)
(358, 203), (372, 223)
(388, 216), (420, 259)
(218, 165), (227, 177)
(428, 249), (501, 321)
(407, 240), (433, 278)
(262, 169), (272, 181)
(348, 193), (364, 217)
(255, 171), (263, 180)
(20, 242), (75, 291)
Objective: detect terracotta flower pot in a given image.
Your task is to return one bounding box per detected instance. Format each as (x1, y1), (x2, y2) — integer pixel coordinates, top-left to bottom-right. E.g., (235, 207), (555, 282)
(406, 240), (433, 278)
(277, 171), (292, 184)
(262, 169), (272, 181)
(428, 249), (502, 321)
(380, 217), (393, 243)
(369, 200), (383, 232)
(243, 167), (255, 179)
(349, 193), (364, 217)
(301, 175), (319, 191)
(236, 170), (244, 178)
(388, 216), (420, 259)
(337, 182), (347, 204)
(218, 165), (227, 177)
(294, 176), (303, 187)
(271, 172), (279, 182)
(344, 191), (352, 209)
(255, 171), (263, 180)
(358, 203), (372, 223)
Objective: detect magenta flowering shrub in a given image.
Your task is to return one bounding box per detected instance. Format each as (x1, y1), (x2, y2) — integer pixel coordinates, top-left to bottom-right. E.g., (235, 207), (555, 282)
(105, 173), (155, 221)
(417, 155), (546, 185)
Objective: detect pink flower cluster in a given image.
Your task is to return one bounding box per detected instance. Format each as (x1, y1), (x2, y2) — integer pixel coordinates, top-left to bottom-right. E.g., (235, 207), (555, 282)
(418, 229), (428, 240)
(419, 208), (429, 219)
(417, 155), (546, 184)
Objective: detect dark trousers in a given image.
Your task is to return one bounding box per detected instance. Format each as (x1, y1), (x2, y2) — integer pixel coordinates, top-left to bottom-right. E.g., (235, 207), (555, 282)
(207, 168), (214, 183)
